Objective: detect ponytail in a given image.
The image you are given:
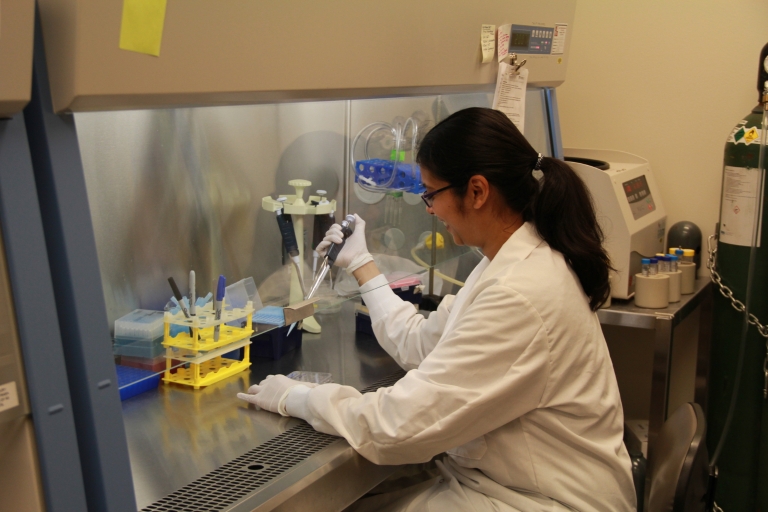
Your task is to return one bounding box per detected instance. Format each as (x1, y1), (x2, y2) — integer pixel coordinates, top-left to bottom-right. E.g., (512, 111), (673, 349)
(417, 107), (612, 311)
(534, 157), (612, 310)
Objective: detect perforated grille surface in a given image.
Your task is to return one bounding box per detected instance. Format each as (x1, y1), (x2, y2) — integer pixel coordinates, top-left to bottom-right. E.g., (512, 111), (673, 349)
(359, 370), (405, 393)
(141, 370), (406, 512)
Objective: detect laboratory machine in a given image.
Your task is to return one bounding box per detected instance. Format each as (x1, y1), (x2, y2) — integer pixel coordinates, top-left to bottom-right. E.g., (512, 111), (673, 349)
(565, 149), (667, 299)
(4, 0), (581, 511)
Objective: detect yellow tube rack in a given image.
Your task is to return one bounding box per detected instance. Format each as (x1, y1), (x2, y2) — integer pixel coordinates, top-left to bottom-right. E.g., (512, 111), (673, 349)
(162, 301), (254, 390)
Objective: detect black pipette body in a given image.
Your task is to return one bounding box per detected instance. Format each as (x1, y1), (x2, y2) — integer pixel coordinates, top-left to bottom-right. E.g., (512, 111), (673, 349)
(325, 214), (355, 264)
(276, 209), (300, 258)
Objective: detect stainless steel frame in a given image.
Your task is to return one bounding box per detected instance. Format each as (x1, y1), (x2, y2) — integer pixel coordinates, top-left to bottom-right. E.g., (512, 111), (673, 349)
(597, 277), (713, 507)
(544, 87), (563, 160)
(0, 110), (87, 509)
(244, 442), (398, 512)
(25, 13), (136, 511)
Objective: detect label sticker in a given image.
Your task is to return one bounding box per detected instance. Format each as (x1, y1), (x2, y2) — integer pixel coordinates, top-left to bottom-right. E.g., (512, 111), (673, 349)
(719, 166), (764, 247)
(744, 127), (759, 144)
(0, 381), (19, 413)
(481, 25), (496, 64)
(552, 24), (568, 55)
(727, 124), (762, 145)
(492, 64), (528, 132)
(497, 24), (511, 63)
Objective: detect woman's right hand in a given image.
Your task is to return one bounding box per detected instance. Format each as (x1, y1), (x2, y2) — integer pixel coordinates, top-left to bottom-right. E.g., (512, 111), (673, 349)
(315, 214), (372, 272)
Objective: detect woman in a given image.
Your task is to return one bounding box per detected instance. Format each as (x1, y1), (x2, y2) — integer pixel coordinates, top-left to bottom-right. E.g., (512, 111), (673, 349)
(238, 107), (636, 511)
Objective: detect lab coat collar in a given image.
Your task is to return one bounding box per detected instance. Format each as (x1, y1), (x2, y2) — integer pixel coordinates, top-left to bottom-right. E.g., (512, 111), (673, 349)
(481, 222), (544, 279)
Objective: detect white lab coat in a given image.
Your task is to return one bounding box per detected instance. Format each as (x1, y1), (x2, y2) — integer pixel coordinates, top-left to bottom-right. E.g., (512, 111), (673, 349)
(286, 222), (637, 511)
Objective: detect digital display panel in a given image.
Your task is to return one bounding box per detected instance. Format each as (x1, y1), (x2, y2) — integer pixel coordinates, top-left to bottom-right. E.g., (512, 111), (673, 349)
(622, 175), (656, 220)
(509, 25), (554, 54)
(510, 32), (530, 48)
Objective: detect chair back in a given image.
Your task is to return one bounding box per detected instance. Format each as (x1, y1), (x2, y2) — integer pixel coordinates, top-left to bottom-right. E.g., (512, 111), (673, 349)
(647, 402), (708, 512)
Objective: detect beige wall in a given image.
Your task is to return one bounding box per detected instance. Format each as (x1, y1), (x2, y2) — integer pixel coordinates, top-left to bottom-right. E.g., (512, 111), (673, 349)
(559, 1), (768, 271)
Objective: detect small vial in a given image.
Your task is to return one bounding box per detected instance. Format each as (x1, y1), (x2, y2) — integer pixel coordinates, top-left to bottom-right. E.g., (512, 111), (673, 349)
(660, 256), (671, 273)
(669, 254), (678, 272)
(674, 248), (684, 260)
(641, 258), (651, 277)
(683, 249), (694, 263)
(649, 258), (658, 275)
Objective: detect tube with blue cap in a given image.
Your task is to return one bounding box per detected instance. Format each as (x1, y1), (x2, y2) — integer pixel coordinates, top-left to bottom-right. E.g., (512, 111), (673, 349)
(214, 275), (226, 342)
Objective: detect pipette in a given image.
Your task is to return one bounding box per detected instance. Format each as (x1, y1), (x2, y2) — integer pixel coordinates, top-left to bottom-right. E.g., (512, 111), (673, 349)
(275, 199), (308, 299)
(312, 194), (335, 281)
(306, 214), (355, 300)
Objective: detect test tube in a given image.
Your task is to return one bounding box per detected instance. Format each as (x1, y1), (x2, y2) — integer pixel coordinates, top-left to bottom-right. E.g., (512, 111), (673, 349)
(641, 258), (651, 277)
(660, 256), (670, 273)
(683, 249), (694, 263)
(649, 258), (658, 275)
(669, 254), (678, 272)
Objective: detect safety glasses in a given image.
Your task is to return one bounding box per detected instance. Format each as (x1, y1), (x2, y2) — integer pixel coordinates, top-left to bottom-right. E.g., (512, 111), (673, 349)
(421, 184), (456, 207)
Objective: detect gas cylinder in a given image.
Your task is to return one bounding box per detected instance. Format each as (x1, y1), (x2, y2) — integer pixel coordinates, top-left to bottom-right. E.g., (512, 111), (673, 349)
(706, 42), (768, 510)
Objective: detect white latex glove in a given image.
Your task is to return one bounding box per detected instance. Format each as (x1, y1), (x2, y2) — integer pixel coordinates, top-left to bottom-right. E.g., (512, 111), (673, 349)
(315, 214), (373, 274)
(237, 375), (318, 416)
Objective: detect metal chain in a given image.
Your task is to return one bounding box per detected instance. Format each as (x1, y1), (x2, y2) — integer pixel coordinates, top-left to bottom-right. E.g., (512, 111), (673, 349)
(707, 235), (768, 338)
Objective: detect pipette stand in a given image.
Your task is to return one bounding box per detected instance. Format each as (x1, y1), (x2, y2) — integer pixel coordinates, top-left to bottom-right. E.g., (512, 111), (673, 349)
(162, 300), (255, 389)
(262, 180), (337, 334)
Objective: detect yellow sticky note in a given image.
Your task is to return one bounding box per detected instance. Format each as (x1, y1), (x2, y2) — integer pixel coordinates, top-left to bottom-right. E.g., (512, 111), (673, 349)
(119, 0), (168, 57)
(481, 25), (495, 64)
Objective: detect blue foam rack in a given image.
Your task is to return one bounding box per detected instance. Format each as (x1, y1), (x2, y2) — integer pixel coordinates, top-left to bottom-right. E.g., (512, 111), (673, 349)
(115, 365), (161, 401)
(354, 159), (425, 194)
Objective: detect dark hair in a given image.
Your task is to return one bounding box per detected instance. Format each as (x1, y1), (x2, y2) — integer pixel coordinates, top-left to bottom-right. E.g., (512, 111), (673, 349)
(416, 107), (612, 311)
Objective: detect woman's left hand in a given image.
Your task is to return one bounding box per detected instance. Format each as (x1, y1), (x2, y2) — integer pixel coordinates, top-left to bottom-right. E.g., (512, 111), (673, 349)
(237, 375), (317, 415)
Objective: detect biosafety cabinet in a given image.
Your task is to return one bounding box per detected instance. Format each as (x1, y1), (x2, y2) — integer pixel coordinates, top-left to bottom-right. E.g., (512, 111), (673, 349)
(3, 1), (577, 510)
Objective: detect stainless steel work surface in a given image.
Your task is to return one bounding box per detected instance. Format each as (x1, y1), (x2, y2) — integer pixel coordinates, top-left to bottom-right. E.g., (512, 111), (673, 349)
(597, 277), (711, 330)
(123, 300), (404, 510)
(124, 277), (714, 509)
